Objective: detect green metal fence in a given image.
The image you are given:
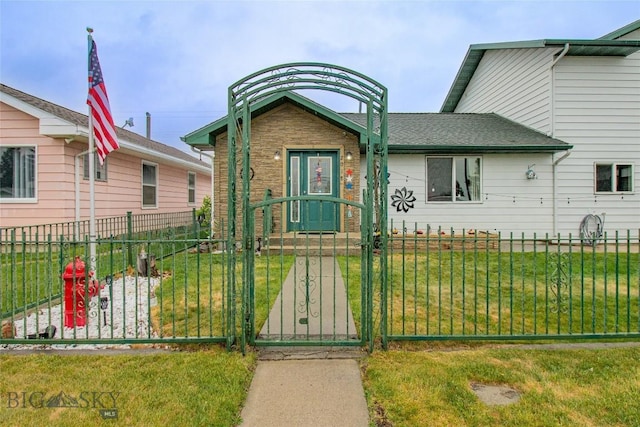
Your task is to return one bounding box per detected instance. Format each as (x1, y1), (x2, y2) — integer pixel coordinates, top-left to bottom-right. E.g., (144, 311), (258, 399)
(0, 210), (198, 244)
(384, 224), (640, 343)
(2, 219), (638, 347)
(1, 235), (227, 345)
(1, 210), (225, 346)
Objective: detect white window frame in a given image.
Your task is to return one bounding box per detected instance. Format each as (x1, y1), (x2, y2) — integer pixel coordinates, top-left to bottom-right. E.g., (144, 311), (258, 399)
(0, 145), (37, 203)
(425, 155), (483, 203)
(83, 152), (108, 182)
(594, 163), (634, 194)
(142, 161), (158, 209)
(290, 155), (300, 223)
(187, 171), (196, 205)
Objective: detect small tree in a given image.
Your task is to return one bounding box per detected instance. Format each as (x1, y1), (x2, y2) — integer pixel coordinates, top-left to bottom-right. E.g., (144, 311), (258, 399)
(196, 195), (213, 237)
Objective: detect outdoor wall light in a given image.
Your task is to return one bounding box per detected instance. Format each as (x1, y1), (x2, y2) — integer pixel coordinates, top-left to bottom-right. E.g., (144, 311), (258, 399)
(274, 150), (281, 160)
(526, 164), (537, 180)
(346, 151), (353, 161)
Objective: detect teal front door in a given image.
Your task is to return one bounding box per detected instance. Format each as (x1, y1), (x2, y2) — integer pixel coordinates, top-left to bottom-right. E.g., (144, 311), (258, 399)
(287, 150), (340, 232)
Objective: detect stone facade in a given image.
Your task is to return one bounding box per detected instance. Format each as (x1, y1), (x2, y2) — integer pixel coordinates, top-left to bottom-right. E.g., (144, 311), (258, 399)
(211, 103), (361, 237)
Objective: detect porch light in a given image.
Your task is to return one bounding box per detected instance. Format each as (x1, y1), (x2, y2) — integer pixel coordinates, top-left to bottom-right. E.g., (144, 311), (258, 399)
(274, 150), (281, 160)
(526, 164), (537, 180)
(346, 151), (353, 161)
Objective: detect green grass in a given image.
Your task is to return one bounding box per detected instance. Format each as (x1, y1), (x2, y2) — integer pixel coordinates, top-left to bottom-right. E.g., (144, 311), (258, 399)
(384, 250), (640, 338)
(364, 344), (640, 426)
(151, 251), (296, 339)
(2, 344), (639, 426)
(0, 347), (256, 427)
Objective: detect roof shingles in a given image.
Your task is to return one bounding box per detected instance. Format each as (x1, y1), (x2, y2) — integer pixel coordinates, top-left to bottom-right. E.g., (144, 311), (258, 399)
(340, 112), (571, 152)
(1, 83), (208, 168)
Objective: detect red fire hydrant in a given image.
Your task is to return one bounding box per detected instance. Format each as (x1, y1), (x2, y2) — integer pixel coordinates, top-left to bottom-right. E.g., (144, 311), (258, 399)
(62, 257), (99, 328)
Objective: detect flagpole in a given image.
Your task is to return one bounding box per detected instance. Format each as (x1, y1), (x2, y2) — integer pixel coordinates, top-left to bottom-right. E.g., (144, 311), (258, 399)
(87, 27), (97, 273)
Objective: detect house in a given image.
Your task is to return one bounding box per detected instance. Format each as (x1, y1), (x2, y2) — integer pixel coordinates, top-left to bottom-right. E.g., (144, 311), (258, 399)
(182, 91), (571, 237)
(183, 20), (639, 239)
(0, 84), (212, 231)
(441, 19), (640, 237)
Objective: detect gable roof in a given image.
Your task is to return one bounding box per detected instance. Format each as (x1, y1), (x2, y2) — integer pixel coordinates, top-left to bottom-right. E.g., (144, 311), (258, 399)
(441, 20), (640, 113)
(183, 91), (571, 154)
(0, 83), (210, 172)
(181, 90), (366, 147)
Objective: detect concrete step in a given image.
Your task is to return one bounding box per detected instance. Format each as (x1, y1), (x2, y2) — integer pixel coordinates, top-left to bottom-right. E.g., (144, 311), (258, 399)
(262, 233), (362, 256)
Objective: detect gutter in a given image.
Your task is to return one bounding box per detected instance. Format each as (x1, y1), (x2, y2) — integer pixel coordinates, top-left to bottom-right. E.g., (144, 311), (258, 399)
(118, 140), (210, 174)
(384, 145), (573, 154)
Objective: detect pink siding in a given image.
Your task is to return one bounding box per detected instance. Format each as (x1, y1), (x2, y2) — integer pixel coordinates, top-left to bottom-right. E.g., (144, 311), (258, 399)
(1, 102), (210, 228)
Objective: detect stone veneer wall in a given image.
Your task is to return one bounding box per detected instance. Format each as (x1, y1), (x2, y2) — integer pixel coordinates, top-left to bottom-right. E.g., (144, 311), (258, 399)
(211, 103), (361, 238)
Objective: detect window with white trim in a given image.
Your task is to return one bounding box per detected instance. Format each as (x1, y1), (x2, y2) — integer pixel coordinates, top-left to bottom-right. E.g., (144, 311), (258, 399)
(595, 163), (633, 193)
(426, 156), (482, 202)
(142, 162), (158, 208)
(188, 172), (196, 205)
(0, 146), (36, 201)
(83, 152), (107, 181)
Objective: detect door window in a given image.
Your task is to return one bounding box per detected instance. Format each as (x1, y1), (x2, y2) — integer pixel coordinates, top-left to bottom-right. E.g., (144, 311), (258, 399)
(308, 156), (332, 195)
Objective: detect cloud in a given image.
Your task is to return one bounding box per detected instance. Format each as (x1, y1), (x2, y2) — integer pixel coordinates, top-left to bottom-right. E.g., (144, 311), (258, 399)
(1, 0), (638, 150)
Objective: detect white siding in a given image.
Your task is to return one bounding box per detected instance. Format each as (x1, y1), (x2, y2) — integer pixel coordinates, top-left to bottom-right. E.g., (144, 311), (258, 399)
(455, 48), (557, 134)
(365, 153), (557, 236)
(453, 43), (640, 238)
(552, 53), (640, 236)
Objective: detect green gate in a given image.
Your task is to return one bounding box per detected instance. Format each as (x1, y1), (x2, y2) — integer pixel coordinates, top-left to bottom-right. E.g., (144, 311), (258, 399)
(247, 197), (367, 348)
(226, 63), (388, 353)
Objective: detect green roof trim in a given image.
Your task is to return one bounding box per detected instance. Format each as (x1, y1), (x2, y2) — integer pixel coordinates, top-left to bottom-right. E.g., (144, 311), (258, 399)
(441, 21), (640, 113)
(598, 19), (640, 40)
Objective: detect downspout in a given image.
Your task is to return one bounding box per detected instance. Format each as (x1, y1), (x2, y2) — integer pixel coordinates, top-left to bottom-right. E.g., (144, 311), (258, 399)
(553, 150), (572, 235)
(191, 146), (215, 237)
(550, 43), (570, 236)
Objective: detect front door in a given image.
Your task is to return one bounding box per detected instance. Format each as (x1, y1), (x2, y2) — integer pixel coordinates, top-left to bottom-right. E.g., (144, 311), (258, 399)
(287, 150), (340, 232)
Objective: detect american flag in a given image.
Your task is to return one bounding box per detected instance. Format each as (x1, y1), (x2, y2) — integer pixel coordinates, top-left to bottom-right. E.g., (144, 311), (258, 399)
(87, 39), (118, 165)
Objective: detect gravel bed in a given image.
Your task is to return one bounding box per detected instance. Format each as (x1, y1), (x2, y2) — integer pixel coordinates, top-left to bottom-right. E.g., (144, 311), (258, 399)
(2, 276), (160, 350)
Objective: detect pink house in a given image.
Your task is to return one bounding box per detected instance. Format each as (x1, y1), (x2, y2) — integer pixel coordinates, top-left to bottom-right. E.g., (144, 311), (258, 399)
(0, 84), (211, 229)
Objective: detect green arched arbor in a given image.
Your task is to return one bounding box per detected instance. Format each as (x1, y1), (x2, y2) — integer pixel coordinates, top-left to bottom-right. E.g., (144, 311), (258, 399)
(227, 63), (388, 351)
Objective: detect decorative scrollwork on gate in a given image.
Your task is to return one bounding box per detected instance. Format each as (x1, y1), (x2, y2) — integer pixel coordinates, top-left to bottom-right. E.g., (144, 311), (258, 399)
(550, 252), (569, 313)
(296, 258), (319, 318)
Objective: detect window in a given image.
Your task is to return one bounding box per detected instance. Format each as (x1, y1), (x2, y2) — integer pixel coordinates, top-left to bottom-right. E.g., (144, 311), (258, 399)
(426, 156), (481, 202)
(142, 162), (158, 207)
(595, 163), (633, 193)
(290, 156), (300, 223)
(0, 146), (36, 201)
(83, 153), (107, 181)
(308, 156), (332, 194)
(187, 172), (196, 205)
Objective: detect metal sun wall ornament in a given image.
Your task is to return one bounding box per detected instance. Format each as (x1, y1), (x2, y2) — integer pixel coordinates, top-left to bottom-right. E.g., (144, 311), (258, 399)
(391, 187), (416, 213)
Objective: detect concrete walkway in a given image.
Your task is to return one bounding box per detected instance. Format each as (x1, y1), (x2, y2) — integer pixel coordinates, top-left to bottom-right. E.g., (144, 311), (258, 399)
(258, 257), (358, 341)
(239, 358), (369, 427)
(239, 257), (369, 426)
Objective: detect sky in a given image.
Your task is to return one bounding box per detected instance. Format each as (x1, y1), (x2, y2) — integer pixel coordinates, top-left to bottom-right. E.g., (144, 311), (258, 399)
(1, 0), (638, 156)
